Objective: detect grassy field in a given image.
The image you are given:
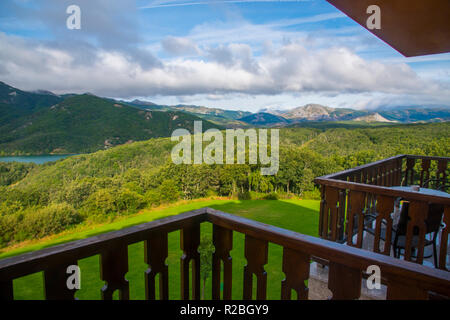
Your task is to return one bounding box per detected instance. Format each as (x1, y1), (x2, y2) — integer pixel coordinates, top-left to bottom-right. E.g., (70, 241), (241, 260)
(1, 199), (320, 300)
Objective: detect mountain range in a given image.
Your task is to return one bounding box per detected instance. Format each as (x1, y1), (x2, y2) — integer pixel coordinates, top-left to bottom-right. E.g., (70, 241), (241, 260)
(0, 82), (220, 155)
(127, 100), (450, 127)
(0, 81), (449, 154)
(256, 103), (450, 126)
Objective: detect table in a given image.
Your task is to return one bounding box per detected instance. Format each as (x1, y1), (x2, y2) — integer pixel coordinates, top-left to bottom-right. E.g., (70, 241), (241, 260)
(387, 186), (448, 226)
(388, 186), (450, 198)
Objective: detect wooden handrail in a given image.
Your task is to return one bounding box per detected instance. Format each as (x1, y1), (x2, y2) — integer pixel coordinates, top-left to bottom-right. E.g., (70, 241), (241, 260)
(314, 178), (450, 205)
(404, 155), (450, 161)
(1, 206), (449, 300)
(319, 154), (406, 180)
(318, 154), (448, 182)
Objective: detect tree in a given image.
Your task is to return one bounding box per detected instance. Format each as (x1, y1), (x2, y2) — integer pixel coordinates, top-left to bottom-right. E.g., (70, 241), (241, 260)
(115, 188), (146, 213)
(87, 188), (116, 214)
(159, 179), (180, 203)
(299, 168), (315, 194)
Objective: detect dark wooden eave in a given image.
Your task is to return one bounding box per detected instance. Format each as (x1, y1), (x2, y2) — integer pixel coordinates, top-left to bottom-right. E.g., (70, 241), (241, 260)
(327, 0), (450, 57)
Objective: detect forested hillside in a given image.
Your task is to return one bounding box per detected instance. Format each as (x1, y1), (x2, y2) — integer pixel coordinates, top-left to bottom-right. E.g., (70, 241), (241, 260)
(0, 82), (221, 155)
(0, 82), (62, 139)
(0, 122), (448, 248)
(0, 94), (221, 155)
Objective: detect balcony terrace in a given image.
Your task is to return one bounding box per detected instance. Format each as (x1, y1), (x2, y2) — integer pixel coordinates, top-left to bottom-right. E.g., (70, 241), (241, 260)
(315, 155), (449, 271)
(1, 154), (450, 301)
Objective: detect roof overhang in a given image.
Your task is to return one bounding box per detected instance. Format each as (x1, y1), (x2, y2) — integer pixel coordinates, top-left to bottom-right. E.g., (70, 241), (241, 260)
(326, 0), (450, 57)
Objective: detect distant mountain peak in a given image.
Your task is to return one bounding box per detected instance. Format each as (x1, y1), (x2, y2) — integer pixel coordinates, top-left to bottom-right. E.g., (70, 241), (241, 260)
(354, 113), (397, 123)
(278, 104), (335, 120)
(131, 99), (157, 106)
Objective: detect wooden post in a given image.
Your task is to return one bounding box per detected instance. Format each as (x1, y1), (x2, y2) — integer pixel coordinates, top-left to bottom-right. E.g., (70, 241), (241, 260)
(281, 247), (310, 300)
(100, 243), (129, 300)
(145, 231), (169, 300)
(180, 224), (200, 300)
(212, 225), (233, 300)
(243, 235), (268, 300)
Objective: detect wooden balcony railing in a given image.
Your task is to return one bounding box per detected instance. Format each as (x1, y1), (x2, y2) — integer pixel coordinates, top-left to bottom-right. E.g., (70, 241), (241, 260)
(1, 207), (449, 300)
(314, 154), (449, 269)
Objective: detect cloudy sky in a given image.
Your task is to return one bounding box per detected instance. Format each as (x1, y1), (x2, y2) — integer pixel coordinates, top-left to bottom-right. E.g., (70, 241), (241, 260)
(0, 0), (449, 111)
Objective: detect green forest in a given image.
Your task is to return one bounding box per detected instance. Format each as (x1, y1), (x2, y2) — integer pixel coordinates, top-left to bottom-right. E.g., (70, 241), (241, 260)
(0, 93), (220, 155)
(0, 122), (449, 249)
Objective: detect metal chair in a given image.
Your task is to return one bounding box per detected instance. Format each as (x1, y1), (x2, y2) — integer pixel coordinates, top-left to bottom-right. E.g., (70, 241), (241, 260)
(364, 201), (444, 267)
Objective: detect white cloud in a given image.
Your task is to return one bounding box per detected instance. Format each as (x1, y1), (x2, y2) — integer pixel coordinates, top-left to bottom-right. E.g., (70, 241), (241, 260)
(0, 31), (448, 110)
(161, 36), (200, 56)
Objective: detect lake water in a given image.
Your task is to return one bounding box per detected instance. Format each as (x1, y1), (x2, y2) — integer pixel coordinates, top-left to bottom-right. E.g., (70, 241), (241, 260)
(0, 154), (73, 164)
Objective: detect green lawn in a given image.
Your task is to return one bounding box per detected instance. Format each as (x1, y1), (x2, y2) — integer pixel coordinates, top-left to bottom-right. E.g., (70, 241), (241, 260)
(1, 199), (320, 300)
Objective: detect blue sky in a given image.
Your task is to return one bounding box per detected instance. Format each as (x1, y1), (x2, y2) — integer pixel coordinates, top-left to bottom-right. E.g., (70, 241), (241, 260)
(0, 0), (449, 111)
